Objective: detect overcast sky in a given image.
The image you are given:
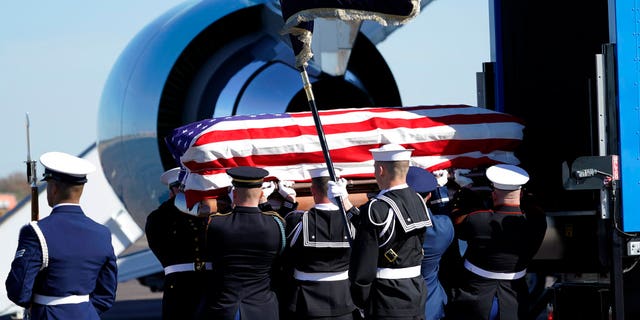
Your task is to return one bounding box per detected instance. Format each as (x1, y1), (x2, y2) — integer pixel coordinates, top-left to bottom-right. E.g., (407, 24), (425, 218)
(0, 0), (489, 178)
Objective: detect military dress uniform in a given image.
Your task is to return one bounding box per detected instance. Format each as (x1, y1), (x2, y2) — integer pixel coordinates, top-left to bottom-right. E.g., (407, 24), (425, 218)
(447, 164), (547, 320)
(201, 167), (286, 320)
(283, 206), (355, 318)
(5, 152), (117, 320)
(349, 145), (432, 320)
(281, 167), (358, 319)
(145, 196), (210, 319)
(406, 167), (455, 320)
(350, 186), (431, 319)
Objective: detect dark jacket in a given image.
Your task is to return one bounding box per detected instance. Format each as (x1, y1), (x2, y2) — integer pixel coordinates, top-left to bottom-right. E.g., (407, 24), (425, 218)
(145, 197), (209, 320)
(201, 206), (285, 320)
(349, 186), (430, 319)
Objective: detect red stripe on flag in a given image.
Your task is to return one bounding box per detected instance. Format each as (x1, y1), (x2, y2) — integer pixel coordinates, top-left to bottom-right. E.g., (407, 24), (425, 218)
(183, 138), (521, 172)
(192, 106), (523, 146)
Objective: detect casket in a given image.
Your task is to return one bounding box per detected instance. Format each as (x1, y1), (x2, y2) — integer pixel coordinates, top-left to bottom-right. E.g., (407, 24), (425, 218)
(165, 105), (524, 207)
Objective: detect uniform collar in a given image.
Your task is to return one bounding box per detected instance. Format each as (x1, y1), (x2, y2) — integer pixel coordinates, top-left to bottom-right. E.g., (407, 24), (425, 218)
(493, 204), (522, 214)
(314, 202), (339, 211)
(233, 206), (262, 213)
(52, 203), (81, 210)
(377, 183), (408, 196)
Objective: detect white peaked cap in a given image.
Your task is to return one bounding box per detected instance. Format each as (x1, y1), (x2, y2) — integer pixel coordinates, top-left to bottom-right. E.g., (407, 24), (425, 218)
(369, 144), (413, 161)
(486, 164), (529, 190)
(160, 167), (181, 186)
(308, 167), (342, 179)
(40, 152), (96, 176)
(40, 152), (96, 183)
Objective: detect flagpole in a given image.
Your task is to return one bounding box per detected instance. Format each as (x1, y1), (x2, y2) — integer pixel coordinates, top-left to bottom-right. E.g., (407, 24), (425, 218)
(299, 66), (353, 243)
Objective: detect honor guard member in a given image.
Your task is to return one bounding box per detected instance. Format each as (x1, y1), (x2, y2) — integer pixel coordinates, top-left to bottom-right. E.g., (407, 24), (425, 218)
(6, 152), (117, 320)
(201, 166), (286, 320)
(348, 144), (431, 320)
(447, 164), (547, 320)
(280, 167), (358, 319)
(145, 167), (217, 320)
(406, 167), (455, 320)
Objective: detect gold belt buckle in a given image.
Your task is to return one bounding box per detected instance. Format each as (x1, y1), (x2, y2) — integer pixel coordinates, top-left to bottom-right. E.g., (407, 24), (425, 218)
(384, 249), (398, 263)
(194, 261), (206, 271)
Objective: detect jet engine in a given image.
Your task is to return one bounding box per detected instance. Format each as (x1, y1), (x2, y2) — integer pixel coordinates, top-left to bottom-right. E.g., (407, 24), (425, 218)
(98, 0), (405, 226)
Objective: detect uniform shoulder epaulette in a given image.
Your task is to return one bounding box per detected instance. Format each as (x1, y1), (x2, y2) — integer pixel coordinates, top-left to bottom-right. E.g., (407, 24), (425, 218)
(211, 212), (233, 217)
(261, 210), (284, 223)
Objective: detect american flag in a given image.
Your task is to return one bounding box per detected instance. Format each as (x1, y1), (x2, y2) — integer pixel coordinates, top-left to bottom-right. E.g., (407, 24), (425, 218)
(279, 0), (421, 68)
(166, 105), (524, 208)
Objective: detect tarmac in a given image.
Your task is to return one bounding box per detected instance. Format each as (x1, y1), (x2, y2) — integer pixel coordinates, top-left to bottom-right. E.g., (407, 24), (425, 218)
(0, 279), (163, 320)
(101, 278), (163, 320)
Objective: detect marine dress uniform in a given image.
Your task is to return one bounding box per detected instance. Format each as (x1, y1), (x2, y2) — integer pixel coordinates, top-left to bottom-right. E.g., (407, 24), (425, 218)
(5, 152), (117, 320)
(281, 167), (357, 319)
(201, 166), (286, 320)
(448, 164), (547, 320)
(406, 167), (455, 320)
(145, 167), (211, 320)
(349, 145), (431, 320)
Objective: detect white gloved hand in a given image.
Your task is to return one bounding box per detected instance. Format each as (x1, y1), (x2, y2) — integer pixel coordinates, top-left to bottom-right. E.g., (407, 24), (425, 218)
(454, 169), (473, 187)
(327, 178), (349, 203)
(278, 180), (296, 199)
(432, 169), (449, 187)
(261, 181), (276, 198)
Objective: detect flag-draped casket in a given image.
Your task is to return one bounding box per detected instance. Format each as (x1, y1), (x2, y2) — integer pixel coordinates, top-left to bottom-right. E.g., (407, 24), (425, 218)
(165, 105), (524, 207)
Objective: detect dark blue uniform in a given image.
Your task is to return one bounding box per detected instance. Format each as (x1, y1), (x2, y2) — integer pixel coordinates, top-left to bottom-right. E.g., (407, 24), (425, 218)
(5, 204), (118, 319)
(145, 197), (209, 320)
(349, 186), (430, 320)
(201, 206), (285, 320)
(421, 214), (454, 320)
(281, 204), (357, 319)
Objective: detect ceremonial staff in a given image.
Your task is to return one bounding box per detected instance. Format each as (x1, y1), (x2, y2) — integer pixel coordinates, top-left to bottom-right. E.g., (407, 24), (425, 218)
(299, 67), (353, 242)
(279, 0), (422, 244)
(25, 113), (39, 221)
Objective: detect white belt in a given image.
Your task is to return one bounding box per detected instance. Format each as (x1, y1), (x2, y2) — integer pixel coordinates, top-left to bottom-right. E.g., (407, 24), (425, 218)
(164, 262), (213, 275)
(33, 294), (89, 305)
(464, 260), (526, 280)
(376, 265), (421, 279)
(293, 269), (349, 281)
(429, 197), (449, 205)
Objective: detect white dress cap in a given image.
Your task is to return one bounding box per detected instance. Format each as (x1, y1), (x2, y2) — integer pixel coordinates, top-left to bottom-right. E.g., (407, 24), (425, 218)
(308, 167), (342, 179)
(40, 151), (96, 183)
(160, 167), (181, 186)
(486, 164), (529, 190)
(369, 144), (413, 161)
